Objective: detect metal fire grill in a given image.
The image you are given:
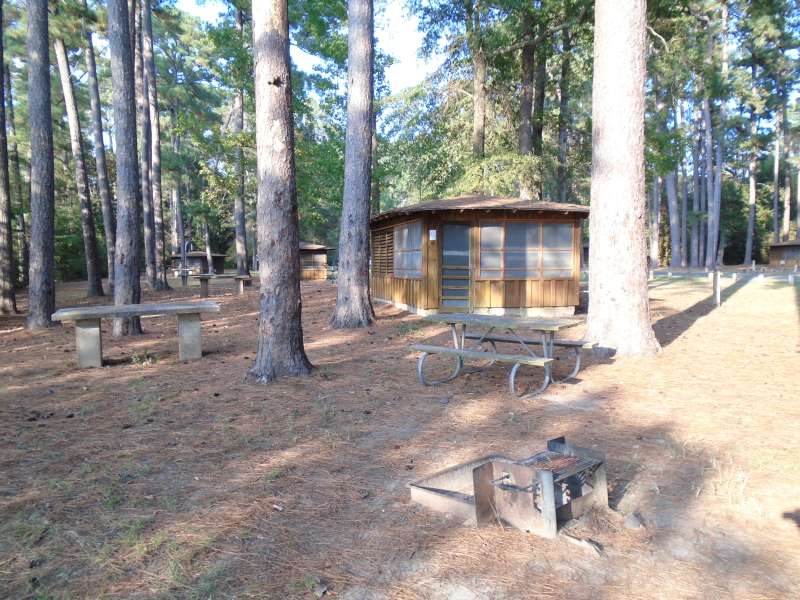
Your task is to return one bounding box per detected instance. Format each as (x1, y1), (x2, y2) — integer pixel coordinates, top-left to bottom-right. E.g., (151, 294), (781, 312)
(409, 437), (608, 538)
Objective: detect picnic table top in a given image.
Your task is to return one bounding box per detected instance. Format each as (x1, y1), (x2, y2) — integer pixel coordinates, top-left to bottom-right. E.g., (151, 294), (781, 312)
(190, 273), (252, 280)
(52, 301), (221, 322)
(421, 312), (582, 332)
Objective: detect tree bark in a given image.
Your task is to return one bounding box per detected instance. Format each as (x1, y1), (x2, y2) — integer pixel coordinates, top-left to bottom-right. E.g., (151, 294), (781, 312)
(170, 109), (187, 286)
(781, 101), (791, 240)
(249, 0), (313, 381)
(703, 94), (716, 268)
(586, 0), (659, 356)
(649, 176), (661, 266)
(518, 11), (535, 201)
(772, 119), (780, 244)
(531, 38), (547, 159)
(203, 219), (214, 274)
(232, 8), (249, 277)
(134, 3), (157, 289)
(0, 0), (16, 314)
(26, 0), (55, 329)
(142, 0), (168, 289)
(744, 106), (757, 265)
(83, 0), (116, 292)
(54, 38), (104, 298)
(677, 102), (688, 267)
(705, 7), (727, 268)
(556, 26), (571, 203)
(665, 171), (681, 268)
(690, 136), (700, 267)
(332, 0), (375, 329)
(4, 64), (27, 287)
(108, 0), (143, 336)
(796, 167), (800, 241)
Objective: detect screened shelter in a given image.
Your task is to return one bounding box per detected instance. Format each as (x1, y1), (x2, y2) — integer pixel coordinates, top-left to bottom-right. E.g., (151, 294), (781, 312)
(370, 196), (589, 316)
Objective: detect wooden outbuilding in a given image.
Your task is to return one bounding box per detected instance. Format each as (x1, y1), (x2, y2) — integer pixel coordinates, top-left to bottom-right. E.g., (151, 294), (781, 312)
(370, 196), (589, 316)
(768, 240), (800, 267)
(170, 251), (226, 275)
(300, 242), (329, 280)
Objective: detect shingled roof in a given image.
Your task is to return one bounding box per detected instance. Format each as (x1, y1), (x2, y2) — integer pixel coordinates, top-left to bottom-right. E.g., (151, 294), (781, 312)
(300, 241), (329, 251)
(371, 195), (589, 224)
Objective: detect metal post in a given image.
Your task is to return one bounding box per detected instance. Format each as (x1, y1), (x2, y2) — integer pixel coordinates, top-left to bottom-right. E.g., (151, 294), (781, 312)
(713, 270), (721, 307)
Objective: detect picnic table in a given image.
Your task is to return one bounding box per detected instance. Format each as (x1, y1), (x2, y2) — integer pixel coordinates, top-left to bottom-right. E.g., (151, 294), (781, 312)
(191, 273), (252, 297)
(409, 313), (593, 398)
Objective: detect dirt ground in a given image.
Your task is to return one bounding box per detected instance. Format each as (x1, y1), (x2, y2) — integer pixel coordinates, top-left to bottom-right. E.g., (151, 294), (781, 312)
(1, 274), (799, 599)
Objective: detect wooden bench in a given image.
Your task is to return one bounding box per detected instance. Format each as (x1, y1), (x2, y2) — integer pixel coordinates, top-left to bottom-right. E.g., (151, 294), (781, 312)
(463, 333), (596, 382)
(52, 301), (220, 368)
(409, 343), (553, 396)
(191, 274), (252, 297)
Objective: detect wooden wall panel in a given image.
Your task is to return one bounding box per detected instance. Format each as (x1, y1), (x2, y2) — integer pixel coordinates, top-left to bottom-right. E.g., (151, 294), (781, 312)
(473, 280), (490, 307)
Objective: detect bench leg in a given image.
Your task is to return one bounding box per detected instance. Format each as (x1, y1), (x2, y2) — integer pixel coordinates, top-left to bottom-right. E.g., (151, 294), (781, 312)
(75, 319), (103, 368)
(200, 279), (209, 298)
(177, 313), (203, 361)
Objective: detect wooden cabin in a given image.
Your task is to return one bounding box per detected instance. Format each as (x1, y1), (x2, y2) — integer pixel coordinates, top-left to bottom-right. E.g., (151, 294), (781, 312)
(170, 251), (226, 275)
(370, 196), (589, 316)
(768, 240), (800, 267)
(300, 242), (329, 280)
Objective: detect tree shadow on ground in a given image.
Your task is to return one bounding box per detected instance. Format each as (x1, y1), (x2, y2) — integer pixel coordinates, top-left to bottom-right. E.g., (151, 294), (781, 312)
(652, 277), (749, 347)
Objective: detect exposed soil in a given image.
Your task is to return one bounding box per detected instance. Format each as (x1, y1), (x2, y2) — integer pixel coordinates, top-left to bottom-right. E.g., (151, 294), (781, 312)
(1, 275), (799, 599)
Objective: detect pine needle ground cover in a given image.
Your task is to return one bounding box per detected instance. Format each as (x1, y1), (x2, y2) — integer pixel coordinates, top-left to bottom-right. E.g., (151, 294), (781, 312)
(1, 277), (798, 598)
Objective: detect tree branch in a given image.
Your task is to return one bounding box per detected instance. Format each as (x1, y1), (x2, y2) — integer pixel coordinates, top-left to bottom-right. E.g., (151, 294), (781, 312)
(488, 4), (589, 58)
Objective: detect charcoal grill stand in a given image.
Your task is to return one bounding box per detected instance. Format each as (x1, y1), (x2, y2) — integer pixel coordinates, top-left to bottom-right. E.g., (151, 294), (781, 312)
(409, 437), (608, 538)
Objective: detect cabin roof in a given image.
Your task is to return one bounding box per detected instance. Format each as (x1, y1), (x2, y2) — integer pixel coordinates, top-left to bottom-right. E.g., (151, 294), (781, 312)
(300, 241), (330, 251)
(769, 240), (800, 248)
(371, 195), (590, 225)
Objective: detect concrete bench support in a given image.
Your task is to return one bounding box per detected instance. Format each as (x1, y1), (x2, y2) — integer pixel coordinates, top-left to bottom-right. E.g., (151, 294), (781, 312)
(75, 318), (103, 368)
(197, 276), (211, 298)
(177, 313), (203, 361)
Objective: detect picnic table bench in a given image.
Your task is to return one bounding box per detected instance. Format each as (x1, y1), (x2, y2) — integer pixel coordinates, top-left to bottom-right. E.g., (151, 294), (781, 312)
(191, 273), (252, 297)
(409, 313), (590, 398)
(52, 301), (220, 368)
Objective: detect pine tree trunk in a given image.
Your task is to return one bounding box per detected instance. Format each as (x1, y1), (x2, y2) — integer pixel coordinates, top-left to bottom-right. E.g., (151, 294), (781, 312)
(0, 0), (16, 314)
(134, 3), (157, 289)
(690, 137), (700, 267)
(472, 49), (486, 159)
(232, 8), (249, 276)
(518, 11), (534, 201)
(649, 177), (661, 266)
(83, 0), (116, 292)
(4, 64), (27, 287)
(744, 108), (757, 265)
(26, 0), (55, 329)
(370, 111), (380, 214)
(331, 0), (375, 329)
(699, 161), (706, 266)
(203, 220), (214, 274)
(705, 7), (727, 268)
(142, 0), (168, 289)
(170, 110), (187, 286)
(703, 95), (715, 268)
(781, 102), (791, 240)
(249, 0), (313, 381)
(666, 171), (681, 268)
(556, 27), (571, 203)
(772, 121), (780, 244)
(586, 0), (659, 356)
(108, 0), (143, 336)
(677, 102), (688, 267)
(54, 38), (104, 298)
(531, 39), (547, 159)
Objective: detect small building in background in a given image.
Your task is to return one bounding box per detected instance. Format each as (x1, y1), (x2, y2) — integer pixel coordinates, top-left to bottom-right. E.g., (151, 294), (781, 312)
(768, 240), (800, 267)
(369, 195), (589, 316)
(170, 251), (226, 275)
(300, 242), (330, 280)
